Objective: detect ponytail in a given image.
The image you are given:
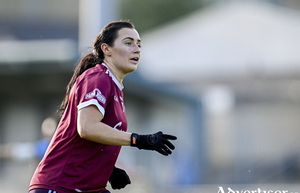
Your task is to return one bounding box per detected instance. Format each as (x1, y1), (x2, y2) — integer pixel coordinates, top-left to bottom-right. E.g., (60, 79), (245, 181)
(59, 52), (102, 114)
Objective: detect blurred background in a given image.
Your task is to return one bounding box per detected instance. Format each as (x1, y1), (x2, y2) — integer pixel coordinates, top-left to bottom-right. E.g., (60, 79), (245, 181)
(1, 0), (300, 192)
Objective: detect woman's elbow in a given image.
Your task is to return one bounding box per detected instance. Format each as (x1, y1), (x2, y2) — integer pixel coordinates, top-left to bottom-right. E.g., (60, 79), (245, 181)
(77, 122), (90, 139)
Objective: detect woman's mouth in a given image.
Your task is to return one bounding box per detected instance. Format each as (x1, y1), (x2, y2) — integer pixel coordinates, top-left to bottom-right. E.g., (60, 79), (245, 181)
(130, 57), (139, 63)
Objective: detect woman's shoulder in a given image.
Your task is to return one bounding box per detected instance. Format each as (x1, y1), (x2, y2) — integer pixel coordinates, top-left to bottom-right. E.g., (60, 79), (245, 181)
(84, 64), (105, 75)
(77, 64), (108, 81)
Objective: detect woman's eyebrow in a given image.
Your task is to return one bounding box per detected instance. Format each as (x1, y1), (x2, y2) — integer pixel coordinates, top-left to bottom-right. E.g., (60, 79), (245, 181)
(123, 37), (142, 43)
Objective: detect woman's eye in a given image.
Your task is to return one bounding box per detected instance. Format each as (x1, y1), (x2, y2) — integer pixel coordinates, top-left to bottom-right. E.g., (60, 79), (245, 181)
(125, 42), (132, 46)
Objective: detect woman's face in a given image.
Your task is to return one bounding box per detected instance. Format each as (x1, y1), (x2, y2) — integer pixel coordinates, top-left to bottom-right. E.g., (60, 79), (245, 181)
(105, 28), (141, 76)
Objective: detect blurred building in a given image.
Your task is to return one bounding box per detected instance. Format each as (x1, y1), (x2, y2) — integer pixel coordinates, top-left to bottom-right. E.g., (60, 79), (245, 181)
(140, 0), (300, 186)
(1, 0), (300, 193)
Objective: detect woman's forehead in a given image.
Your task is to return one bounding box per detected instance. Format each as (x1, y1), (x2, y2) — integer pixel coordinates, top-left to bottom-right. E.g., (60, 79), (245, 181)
(117, 28), (141, 41)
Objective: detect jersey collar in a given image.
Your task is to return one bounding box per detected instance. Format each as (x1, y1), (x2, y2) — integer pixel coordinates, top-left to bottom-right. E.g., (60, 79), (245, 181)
(101, 63), (124, 90)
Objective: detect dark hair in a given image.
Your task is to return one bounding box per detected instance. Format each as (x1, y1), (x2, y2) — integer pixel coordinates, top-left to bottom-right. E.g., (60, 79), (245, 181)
(59, 21), (135, 114)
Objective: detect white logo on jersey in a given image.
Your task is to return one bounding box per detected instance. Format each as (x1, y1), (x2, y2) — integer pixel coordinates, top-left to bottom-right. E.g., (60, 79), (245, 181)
(114, 122), (122, 130)
(114, 95), (119, 102)
(119, 96), (125, 112)
(113, 95), (125, 112)
(85, 88), (106, 104)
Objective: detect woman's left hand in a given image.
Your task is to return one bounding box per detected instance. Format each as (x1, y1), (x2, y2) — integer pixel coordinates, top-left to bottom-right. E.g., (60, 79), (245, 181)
(109, 167), (131, 190)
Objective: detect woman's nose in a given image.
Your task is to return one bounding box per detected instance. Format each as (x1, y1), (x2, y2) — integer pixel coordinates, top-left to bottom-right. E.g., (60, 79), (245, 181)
(133, 44), (141, 53)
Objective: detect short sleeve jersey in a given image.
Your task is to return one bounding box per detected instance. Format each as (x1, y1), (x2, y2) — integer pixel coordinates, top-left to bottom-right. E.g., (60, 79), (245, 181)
(30, 63), (127, 193)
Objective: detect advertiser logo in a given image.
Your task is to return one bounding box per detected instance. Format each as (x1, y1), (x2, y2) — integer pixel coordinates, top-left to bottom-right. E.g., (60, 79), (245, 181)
(114, 122), (122, 130)
(85, 88), (106, 104)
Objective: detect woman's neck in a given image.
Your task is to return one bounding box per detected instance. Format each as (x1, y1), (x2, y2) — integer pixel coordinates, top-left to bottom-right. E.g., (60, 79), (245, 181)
(102, 60), (124, 84)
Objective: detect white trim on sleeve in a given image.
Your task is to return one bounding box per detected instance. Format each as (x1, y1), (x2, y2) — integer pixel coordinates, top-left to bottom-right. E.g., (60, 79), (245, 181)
(77, 99), (105, 116)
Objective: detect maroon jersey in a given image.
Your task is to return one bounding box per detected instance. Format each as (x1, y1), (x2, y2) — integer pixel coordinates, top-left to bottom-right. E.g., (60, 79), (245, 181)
(30, 63), (127, 193)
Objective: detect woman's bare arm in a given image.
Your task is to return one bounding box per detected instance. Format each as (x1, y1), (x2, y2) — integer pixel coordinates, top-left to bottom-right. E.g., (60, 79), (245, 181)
(77, 105), (131, 146)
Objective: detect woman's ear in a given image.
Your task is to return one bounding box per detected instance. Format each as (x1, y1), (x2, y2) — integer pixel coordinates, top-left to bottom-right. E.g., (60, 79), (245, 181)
(101, 43), (111, 56)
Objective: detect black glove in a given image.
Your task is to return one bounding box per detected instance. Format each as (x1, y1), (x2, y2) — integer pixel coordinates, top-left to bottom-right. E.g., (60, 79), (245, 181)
(109, 167), (131, 190)
(130, 131), (177, 156)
